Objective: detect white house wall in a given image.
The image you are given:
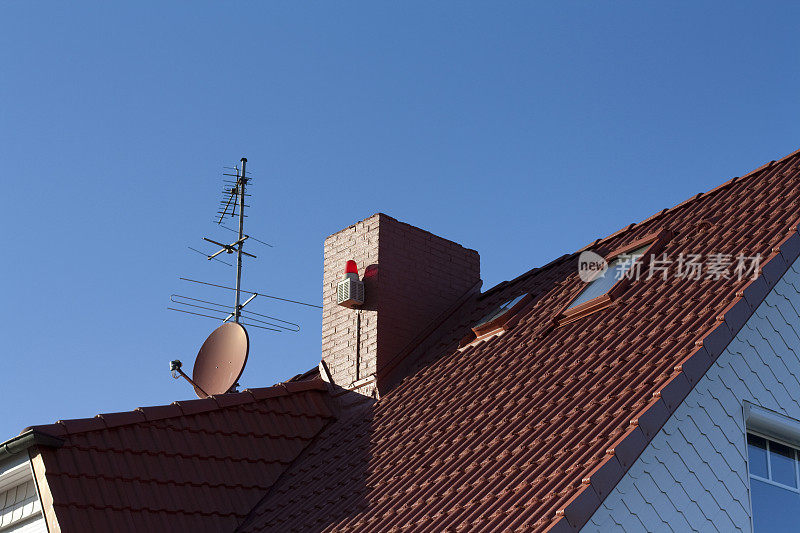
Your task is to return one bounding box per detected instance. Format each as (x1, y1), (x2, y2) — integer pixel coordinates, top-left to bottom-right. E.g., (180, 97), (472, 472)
(583, 257), (800, 532)
(0, 454), (45, 533)
(0, 481), (45, 533)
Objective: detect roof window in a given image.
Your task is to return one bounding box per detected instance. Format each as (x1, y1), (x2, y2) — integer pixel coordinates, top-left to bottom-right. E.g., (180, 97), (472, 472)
(459, 293), (530, 349)
(473, 294), (527, 331)
(558, 229), (672, 325)
(567, 244), (650, 310)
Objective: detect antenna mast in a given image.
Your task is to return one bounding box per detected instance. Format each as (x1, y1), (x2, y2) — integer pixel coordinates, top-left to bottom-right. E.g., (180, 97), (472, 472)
(234, 157), (247, 323)
(169, 156), (319, 333)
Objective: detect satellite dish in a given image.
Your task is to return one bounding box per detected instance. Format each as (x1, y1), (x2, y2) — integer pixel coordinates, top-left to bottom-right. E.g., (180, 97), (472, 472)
(192, 322), (249, 398)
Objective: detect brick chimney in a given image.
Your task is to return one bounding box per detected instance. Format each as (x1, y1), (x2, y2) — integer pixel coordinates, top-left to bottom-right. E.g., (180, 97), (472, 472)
(320, 213), (480, 398)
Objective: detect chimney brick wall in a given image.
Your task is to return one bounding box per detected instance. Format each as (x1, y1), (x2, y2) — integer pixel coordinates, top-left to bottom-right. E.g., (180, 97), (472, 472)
(321, 213), (480, 396)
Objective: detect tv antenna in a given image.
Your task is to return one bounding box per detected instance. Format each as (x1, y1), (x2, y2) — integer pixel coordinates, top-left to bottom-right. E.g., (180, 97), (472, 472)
(168, 157), (321, 398)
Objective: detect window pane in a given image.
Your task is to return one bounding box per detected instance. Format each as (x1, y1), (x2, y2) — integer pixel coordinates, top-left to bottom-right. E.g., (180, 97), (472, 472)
(616, 245), (651, 278)
(751, 478), (800, 532)
(749, 434), (768, 478)
(473, 294), (526, 329)
(568, 259), (623, 308)
(770, 441), (798, 488)
(567, 245), (651, 310)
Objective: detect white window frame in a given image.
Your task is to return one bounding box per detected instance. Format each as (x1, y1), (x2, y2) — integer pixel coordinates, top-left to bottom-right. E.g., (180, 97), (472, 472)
(743, 402), (800, 531)
(747, 431), (800, 493)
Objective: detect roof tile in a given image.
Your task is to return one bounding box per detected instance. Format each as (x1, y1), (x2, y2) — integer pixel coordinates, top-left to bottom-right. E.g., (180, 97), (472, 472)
(718, 297), (751, 335)
(246, 385), (288, 400)
(742, 274), (770, 310)
(171, 397), (217, 416)
(559, 485), (602, 530)
(653, 371), (692, 413)
(25, 422), (67, 437)
(763, 250), (789, 288)
(97, 410), (147, 428)
(630, 398), (670, 440)
(30, 381), (334, 532)
(283, 379), (327, 393)
(581, 454), (624, 501)
(676, 345), (711, 386)
(59, 417), (105, 433)
(547, 517), (577, 533)
(606, 427), (647, 470)
(211, 391), (254, 408)
(136, 403), (182, 421)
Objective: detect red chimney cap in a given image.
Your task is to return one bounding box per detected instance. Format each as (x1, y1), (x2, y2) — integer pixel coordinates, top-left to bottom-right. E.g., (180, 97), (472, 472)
(345, 260), (358, 275)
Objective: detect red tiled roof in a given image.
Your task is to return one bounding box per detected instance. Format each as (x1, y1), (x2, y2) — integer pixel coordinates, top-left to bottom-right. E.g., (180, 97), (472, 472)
(236, 148), (800, 531)
(26, 379), (333, 532)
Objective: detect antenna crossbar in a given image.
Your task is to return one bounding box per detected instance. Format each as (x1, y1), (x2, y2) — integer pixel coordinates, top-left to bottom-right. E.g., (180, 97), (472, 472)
(219, 225), (273, 247)
(179, 277), (322, 308)
(167, 307), (283, 332)
(202, 236), (257, 260)
(188, 246), (233, 266)
(170, 294), (299, 331)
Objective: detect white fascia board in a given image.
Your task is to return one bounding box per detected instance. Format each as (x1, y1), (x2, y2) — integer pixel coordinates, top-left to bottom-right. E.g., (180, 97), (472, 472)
(744, 402), (800, 448)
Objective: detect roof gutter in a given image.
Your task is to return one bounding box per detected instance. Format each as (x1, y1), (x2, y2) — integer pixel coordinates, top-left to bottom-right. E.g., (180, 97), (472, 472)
(0, 430), (64, 461)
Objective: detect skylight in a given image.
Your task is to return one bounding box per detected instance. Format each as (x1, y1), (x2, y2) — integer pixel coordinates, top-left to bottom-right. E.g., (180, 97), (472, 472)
(567, 244), (651, 310)
(473, 294), (527, 330)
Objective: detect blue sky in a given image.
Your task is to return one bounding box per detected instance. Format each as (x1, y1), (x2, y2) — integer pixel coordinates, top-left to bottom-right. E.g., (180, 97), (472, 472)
(1, 2), (798, 439)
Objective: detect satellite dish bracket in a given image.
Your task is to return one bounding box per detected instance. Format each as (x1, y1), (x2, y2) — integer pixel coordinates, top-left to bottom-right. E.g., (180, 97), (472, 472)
(170, 360), (210, 398)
